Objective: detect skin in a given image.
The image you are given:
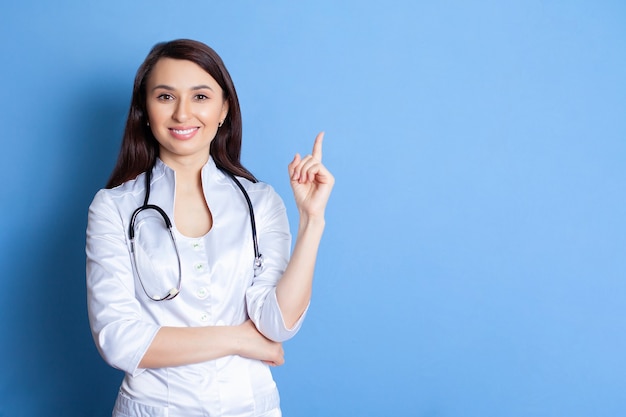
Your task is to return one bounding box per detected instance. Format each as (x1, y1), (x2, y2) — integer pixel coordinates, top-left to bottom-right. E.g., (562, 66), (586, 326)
(138, 58), (334, 369)
(144, 57), (227, 238)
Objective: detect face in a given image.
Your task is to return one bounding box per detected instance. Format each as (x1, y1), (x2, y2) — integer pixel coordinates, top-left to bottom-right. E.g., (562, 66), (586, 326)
(145, 58), (229, 166)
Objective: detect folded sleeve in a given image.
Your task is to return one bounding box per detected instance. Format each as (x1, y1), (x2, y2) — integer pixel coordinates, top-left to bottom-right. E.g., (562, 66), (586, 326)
(246, 185), (308, 342)
(86, 190), (160, 376)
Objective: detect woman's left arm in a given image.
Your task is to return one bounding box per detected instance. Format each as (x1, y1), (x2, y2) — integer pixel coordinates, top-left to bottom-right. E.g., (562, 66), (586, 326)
(276, 132), (335, 328)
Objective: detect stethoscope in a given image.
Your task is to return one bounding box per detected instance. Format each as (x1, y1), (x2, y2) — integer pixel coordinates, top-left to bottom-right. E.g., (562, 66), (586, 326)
(128, 166), (263, 301)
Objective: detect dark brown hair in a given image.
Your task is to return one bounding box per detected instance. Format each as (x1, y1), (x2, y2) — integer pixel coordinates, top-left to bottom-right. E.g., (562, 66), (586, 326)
(106, 39), (256, 188)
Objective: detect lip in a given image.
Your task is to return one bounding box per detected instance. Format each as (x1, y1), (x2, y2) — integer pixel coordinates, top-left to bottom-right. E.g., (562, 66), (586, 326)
(168, 127), (199, 140)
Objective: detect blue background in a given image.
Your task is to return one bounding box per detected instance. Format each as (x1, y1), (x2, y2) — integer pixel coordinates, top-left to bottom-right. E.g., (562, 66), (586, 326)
(1, 1), (625, 416)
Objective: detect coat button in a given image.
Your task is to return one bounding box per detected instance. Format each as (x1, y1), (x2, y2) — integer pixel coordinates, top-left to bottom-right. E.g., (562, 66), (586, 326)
(196, 287), (208, 299)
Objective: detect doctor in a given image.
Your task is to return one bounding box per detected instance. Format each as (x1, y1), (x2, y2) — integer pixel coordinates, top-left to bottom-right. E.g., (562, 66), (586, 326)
(86, 39), (334, 417)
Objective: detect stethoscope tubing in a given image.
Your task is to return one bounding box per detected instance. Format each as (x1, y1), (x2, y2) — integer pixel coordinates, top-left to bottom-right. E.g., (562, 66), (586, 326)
(128, 164), (263, 301)
(222, 170), (264, 271)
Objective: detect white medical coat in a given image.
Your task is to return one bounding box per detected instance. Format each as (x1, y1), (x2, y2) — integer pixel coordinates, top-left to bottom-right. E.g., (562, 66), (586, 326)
(86, 157), (306, 417)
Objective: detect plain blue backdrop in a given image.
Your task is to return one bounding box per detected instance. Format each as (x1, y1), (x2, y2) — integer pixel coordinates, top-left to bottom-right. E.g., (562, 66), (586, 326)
(1, 1), (625, 416)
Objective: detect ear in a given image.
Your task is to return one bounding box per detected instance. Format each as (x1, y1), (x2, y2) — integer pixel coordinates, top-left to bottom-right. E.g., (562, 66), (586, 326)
(220, 100), (229, 122)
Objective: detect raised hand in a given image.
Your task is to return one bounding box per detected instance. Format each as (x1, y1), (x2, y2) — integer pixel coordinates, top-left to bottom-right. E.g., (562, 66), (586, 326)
(288, 132), (335, 219)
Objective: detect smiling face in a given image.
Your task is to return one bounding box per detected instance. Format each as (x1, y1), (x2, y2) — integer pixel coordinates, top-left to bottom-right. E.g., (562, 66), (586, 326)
(145, 58), (229, 167)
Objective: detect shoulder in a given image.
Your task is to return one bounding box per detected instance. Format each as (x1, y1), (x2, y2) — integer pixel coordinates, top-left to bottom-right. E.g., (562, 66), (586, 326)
(235, 176), (274, 194)
(237, 176), (282, 201)
(89, 174), (146, 216)
(232, 176), (287, 217)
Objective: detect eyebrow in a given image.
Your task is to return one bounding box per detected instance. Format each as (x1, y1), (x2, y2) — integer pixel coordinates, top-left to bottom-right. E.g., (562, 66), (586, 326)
(151, 84), (215, 92)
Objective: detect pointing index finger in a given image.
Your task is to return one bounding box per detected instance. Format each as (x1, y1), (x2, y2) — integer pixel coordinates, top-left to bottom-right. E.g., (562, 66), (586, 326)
(312, 131), (324, 160)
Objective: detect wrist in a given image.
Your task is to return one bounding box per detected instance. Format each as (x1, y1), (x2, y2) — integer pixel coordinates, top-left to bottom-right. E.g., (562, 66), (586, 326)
(232, 323), (247, 356)
(298, 213), (326, 231)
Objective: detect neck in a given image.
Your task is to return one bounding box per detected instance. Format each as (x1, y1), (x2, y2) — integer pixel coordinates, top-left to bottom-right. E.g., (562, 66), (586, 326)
(162, 151), (208, 169)
(176, 166), (203, 189)
(160, 153), (209, 187)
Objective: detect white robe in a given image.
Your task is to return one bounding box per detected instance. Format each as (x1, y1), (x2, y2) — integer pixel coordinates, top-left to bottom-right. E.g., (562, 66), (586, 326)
(86, 157), (306, 416)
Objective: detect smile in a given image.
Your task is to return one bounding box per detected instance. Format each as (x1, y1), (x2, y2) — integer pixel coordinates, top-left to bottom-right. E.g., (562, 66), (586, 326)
(170, 128), (198, 135)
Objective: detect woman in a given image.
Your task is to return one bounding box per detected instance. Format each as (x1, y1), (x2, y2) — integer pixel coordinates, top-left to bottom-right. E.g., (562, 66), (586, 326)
(86, 39), (334, 417)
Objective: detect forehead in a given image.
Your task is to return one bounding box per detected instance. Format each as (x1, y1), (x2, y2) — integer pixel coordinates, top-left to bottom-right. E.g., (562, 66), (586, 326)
(147, 58), (221, 90)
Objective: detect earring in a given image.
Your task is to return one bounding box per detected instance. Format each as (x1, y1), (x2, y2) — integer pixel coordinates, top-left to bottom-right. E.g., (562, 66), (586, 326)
(218, 120), (224, 128)
(146, 121), (150, 127)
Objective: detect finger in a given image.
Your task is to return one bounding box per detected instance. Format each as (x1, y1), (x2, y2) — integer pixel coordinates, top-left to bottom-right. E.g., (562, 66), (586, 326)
(305, 163), (321, 184)
(292, 154), (315, 183)
(312, 132), (324, 161)
(302, 161), (335, 185)
(289, 153), (301, 181)
(294, 156), (318, 183)
(303, 164), (325, 184)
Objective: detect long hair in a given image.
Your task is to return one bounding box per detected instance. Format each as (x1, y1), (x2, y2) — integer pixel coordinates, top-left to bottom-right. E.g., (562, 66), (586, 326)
(106, 39), (256, 188)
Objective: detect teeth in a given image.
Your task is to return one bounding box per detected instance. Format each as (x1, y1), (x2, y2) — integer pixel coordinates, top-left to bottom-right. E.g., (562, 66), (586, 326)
(172, 128), (196, 134)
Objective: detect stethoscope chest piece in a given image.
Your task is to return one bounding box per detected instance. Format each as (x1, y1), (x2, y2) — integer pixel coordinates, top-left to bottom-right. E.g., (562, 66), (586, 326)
(253, 254), (264, 276)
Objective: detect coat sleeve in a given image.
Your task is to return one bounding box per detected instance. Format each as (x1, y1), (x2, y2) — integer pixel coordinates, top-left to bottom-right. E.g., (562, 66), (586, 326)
(245, 185), (309, 342)
(86, 190), (160, 376)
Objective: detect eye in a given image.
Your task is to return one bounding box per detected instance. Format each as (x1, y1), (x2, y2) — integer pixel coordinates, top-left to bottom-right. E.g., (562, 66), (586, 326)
(195, 94), (209, 101)
(157, 93), (174, 101)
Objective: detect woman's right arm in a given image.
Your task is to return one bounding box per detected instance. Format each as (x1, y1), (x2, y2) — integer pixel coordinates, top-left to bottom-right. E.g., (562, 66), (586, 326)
(86, 191), (282, 375)
(139, 320), (284, 368)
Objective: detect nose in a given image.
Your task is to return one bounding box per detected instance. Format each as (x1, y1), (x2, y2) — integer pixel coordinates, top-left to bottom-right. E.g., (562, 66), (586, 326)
(173, 99), (190, 122)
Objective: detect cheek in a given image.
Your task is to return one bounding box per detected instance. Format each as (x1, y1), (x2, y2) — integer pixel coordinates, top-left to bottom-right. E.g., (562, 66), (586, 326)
(200, 105), (225, 121)
(146, 104), (164, 123)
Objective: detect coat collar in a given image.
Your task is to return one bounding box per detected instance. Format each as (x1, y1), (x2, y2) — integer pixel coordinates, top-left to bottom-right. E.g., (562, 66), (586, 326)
(148, 156), (236, 235)
(153, 156), (226, 184)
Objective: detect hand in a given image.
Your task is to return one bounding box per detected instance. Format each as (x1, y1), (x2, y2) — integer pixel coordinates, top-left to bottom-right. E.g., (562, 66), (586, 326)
(236, 320), (285, 366)
(288, 132), (335, 219)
